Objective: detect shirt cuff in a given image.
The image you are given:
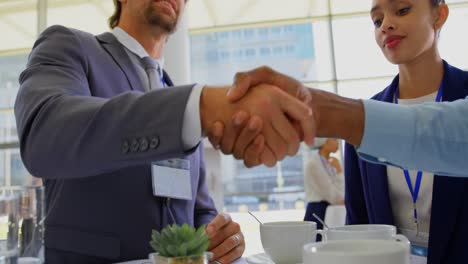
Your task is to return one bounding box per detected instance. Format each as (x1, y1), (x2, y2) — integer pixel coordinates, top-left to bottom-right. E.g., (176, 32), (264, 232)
(357, 99), (416, 166)
(182, 84), (204, 150)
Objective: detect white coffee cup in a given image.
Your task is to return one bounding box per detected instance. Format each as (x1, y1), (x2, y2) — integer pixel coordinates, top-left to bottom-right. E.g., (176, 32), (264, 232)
(260, 221), (317, 264)
(322, 224), (400, 241)
(303, 238), (411, 264)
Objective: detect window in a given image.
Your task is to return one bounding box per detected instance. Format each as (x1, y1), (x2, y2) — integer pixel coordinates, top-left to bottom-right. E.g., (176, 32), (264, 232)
(0, 0), (37, 51)
(47, 0), (112, 35)
(190, 22), (325, 85)
(439, 6), (468, 70)
(332, 16), (398, 80)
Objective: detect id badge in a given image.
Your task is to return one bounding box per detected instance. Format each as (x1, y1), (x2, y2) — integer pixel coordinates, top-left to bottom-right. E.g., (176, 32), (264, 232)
(410, 245), (428, 264)
(151, 159), (192, 200)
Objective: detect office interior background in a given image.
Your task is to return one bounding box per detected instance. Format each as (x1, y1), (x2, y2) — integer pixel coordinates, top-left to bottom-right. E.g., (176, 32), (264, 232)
(1, 0), (468, 252)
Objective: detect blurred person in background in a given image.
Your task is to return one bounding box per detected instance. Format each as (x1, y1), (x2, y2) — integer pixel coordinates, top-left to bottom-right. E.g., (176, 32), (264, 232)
(303, 138), (344, 233)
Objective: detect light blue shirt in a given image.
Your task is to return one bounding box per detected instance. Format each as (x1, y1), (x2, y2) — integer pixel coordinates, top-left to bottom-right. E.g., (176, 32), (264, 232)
(111, 27), (203, 150)
(357, 98), (468, 177)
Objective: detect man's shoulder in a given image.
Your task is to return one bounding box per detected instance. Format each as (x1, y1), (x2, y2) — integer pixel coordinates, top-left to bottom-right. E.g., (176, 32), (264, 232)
(40, 25), (102, 44)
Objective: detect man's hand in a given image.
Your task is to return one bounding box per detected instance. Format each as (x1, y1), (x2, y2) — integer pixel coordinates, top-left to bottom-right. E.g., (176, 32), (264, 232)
(201, 84), (314, 166)
(208, 67), (317, 167)
(206, 213), (244, 264)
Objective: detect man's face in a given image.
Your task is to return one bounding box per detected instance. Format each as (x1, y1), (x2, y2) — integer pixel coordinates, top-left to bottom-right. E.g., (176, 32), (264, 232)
(125, 0), (186, 33)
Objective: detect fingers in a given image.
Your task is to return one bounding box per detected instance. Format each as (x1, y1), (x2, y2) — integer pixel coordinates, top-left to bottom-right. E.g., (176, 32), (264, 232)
(232, 115), (263, 160)
(262, 117), (288, 162)
(208, 221), (241, 251)
(208, 122), (225, 150)
(206, 213), (232, 237)
(210, 233), (245, 264)
(218, 111), (250, 155)
(230, 66), (275, 102)
(243, 135), (264, 168)
(269, 110), (300, 156)
(298, 112), (316, 147)
(260, 145), (277, 167)
(277, 89), (315, 146)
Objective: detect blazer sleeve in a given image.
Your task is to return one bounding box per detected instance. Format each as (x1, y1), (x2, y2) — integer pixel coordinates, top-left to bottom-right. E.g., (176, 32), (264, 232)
(193, 144), (218, 227)
(15, 25), (197, 179)
(344, 143), (370, 224)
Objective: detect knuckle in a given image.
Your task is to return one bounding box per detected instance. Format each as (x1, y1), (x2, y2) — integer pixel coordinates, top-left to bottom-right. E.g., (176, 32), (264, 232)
(233, 150), (242, 160)
(235, 245), (244, 255)
(274, 144), (287, 160)
(244, 158), (256, 168)
(230, 236), (238, 247)
(234, 71), (244, 79)
(260, 65), (272, 74)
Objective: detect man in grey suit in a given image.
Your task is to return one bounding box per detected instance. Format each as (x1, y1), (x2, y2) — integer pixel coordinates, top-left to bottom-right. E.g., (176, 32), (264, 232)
(14, 0), (314, 263)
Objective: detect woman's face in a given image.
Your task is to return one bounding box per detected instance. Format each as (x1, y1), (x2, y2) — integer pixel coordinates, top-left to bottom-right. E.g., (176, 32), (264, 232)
(371, 0), (441, 64)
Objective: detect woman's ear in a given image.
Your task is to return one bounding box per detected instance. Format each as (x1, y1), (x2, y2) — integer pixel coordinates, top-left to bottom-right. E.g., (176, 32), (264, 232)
(434, 3), (449, 31)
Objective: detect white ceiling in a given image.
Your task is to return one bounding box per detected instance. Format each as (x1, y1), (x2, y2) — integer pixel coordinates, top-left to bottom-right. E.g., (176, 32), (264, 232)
(1, 0), (467, 52)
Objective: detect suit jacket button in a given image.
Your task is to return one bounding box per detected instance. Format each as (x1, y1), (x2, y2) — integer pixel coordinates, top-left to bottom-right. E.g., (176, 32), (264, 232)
(140, 137), (149, 152)
(150, 136), (160, 149)
(130, 139), (139, 152)
(122, 140), (130, 154)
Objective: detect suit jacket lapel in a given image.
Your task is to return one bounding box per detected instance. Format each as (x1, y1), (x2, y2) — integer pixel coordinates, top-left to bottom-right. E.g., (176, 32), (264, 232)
(96, 32), (145, 92)
(365, 154), (395, 224)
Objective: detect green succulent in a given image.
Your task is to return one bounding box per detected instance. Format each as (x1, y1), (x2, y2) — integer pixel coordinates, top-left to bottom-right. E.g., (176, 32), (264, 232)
(150, 224), (210, 258)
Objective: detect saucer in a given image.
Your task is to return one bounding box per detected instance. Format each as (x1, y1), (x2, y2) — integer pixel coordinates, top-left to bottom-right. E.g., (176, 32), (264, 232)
(246, 253), (274, 264)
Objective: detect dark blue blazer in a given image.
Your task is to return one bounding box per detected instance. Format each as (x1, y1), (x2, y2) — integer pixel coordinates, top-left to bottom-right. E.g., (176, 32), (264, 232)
(344, 61), (468, 264)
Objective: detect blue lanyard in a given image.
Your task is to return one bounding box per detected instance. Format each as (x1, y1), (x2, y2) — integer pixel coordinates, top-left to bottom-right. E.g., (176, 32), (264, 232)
(319, 155), (336, 178)
(394, 81), (443, 230)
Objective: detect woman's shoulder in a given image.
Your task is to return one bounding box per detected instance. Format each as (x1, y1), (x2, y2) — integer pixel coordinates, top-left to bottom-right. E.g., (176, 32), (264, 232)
(446, 62), (468, 81)
(370, 75), (399, 101)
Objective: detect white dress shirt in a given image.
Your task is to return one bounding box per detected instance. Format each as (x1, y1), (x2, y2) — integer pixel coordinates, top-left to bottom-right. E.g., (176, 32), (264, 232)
(112, 27), (203, 150)
(304, 151), (344, 204)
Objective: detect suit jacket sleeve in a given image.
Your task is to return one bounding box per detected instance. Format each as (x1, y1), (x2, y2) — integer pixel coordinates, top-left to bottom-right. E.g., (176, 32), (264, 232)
(194, 144), (218, 227)
(15, 25), (197, 179)
(344, 143), (370, 224)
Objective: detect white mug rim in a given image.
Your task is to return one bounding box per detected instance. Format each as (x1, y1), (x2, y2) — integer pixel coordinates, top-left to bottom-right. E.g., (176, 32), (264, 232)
(303, 239), (408, 256)
(329, 224), (395, 233)
(261, 221), (317, 227)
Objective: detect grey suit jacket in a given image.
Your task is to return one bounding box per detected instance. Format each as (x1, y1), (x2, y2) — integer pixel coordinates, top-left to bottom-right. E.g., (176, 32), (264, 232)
(15, 25), (217, 263)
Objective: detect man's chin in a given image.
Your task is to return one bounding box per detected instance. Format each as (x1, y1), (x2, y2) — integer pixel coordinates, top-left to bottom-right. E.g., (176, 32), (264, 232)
(147, 17), (178, 32)
(145, 7), (178, 32)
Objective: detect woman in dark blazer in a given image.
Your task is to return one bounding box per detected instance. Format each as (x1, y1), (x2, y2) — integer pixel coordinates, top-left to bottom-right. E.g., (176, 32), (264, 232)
(345, 1), (468, 264)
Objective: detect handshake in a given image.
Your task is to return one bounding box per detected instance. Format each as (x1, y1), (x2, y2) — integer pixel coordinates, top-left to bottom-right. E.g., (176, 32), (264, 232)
(200, 66), (365, 168)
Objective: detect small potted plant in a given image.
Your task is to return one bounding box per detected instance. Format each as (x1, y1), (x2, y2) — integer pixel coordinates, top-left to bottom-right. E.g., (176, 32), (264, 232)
(149, 224), (212, 264)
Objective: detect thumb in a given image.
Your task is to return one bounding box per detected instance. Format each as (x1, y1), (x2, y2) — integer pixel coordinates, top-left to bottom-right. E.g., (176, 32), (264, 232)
(229, 74), (252, 102)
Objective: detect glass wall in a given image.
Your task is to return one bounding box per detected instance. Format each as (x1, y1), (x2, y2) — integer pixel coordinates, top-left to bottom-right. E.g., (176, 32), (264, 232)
(187, 0), (468, 212)
(1, 0), (468, 202)
(0, 0), (33, 185)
